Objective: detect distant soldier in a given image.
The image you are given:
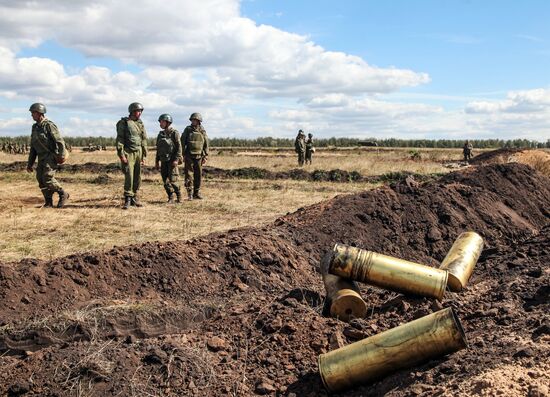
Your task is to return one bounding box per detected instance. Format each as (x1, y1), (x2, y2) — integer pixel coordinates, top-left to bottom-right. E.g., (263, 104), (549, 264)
(305, 132), (314, 165)
(116, 102), (148, 209)
(26, 103), (69, 208)
(181, 112), (208, 200)
(155, 114), (183, 203)
(7, 142), (13, 154)
(463, 140), (473, 162)
(294, 129), (306, 166)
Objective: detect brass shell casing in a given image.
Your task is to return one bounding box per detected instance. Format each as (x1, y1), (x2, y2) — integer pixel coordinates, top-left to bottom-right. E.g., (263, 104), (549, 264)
(323, 272), (367, 322)
(318, 307), (467, 393)
(329, 244), (448, 300)
(439, 231), (484, 292)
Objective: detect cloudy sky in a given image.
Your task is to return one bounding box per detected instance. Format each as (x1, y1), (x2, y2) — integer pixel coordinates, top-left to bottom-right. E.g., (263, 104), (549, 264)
(0, 0), (549, 140)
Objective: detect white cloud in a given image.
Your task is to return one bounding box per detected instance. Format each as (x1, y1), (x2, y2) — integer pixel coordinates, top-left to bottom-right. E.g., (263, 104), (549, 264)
(0, 0), (428, 99)
(0, 1), (548, 141)
(465, 88), (550, 114)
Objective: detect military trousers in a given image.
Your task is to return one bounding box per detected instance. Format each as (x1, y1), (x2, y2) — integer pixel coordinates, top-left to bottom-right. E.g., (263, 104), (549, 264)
(36, 154), (63, 197)
(161, 161), (180, 195)
(305, 149), (313, 164)
(184, 156), (202, 193)
(122, 148), (143, 197)
(297, 151), (305, 166)
(463, 150), (472, 161)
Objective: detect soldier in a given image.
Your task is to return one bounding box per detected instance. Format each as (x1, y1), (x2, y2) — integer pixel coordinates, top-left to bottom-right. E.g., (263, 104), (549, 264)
(155, 114), (183, 203)
(7, 142), (13, 154)
(305, 132), (314, 165)
(116, 102), (148, 209)
(294, 129), (306, 166)
(463, 140), (473, 162)
(181, 112), (208, 200)
(26, 103), (69, 208)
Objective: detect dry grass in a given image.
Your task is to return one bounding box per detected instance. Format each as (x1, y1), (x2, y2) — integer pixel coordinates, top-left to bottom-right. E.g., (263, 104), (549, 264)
(0, 146), (465, 262)
(0, 168), (375, 262)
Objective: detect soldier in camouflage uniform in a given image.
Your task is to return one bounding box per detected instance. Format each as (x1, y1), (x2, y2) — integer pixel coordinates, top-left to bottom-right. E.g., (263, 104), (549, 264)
(305, 132), (314, 165)
(181, 112), (208, 200)
(294, 129), (306, 166)
(26, 103), (69, 208)
(116, 102), (148, 209)
(155, 114), (183, 203)
(463, 140), (473, 162)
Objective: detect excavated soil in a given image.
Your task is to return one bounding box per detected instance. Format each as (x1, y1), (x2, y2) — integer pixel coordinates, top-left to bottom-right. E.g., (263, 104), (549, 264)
(0, 161), (432, 184)
(0, 163), (549, 396)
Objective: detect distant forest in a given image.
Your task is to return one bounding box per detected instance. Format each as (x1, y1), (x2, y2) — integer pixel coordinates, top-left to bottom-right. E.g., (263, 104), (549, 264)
(1, 136), (549, 149)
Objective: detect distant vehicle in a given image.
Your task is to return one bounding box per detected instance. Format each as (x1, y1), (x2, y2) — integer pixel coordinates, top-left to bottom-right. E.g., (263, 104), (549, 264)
(358, 141), (378, 147)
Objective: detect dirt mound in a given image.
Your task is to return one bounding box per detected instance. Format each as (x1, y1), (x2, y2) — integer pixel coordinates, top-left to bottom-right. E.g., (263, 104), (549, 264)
(0, 163), (549, 396)
(470, 148), (524, 165)
(0, 161), (433, 184)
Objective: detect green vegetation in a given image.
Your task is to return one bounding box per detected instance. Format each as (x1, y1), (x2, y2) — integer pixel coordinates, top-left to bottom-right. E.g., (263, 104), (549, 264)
(1, 136), (549, 149)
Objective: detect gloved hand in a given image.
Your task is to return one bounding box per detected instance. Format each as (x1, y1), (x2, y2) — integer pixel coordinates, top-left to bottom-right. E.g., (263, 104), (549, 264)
(201, 157), (207, 165)
(56, 156), (66, 164)
(120, 156), (128, 164)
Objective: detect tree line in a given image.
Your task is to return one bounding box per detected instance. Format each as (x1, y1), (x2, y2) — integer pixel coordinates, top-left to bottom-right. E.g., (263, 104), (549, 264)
(1, 136), (548, 149)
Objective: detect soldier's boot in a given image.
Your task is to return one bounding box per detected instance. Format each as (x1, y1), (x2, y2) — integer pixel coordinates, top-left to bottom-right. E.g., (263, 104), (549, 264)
(57, 190), (70, 208)
(131, 196), (143, 207)
(122, 196), (131, 210)
(193, 190), (203, 200)
(187, 189), (193, 201)
(43, 192), (54, 208)
(167, 193), (175, 204)
(174, 187), (182, 203)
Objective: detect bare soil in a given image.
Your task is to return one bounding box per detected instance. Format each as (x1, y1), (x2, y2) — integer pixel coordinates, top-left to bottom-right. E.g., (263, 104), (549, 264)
(0, 161), (435, 184)
(0, 162), (549, 396)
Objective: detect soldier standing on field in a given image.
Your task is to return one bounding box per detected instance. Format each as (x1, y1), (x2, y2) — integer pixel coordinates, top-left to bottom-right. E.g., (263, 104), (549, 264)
(463, 140), (473, 162)
(26, 103), (69, 208)
(155, 114), (183, 203)
(294, 129), (306, 166)
(116, 102), (148, 210)
(181, 112), (208, 200)
(305, 132), (314, 165)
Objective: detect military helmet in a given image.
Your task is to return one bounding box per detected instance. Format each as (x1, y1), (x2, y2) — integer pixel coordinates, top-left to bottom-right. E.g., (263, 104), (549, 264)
(128, 102), (144, 113)
(158, 113), (173, 123)
(189, 112), (202, 122)
(298, 129), (304, 133)
(308, 133), (313, 137)
(29, 103), (47, 114)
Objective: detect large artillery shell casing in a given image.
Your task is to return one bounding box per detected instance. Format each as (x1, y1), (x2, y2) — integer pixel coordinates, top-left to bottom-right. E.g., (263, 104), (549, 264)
(330, 244), (448, 300)
(323, 273), (367, 322)
(318, 307), (467, 393)
(439, 232), (484, 292)
(321, 251), (367, 322)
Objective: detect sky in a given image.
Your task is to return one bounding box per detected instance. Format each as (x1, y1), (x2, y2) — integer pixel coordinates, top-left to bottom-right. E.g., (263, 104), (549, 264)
(0, 0), (549, 141)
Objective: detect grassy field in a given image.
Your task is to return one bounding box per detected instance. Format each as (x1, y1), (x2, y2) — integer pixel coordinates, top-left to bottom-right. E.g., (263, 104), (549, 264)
(0, 147), (465, 262)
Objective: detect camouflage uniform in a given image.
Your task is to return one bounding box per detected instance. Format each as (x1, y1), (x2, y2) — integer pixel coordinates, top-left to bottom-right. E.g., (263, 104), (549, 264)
(181, 124), (208, 199)
(116, 117), (148, 199)
(295, 131), (306, 166)
(463, 141), (473, 161)
(27, 118), (67, 206)
(156, 127), (182, 202)
(305, 135), (314, 165)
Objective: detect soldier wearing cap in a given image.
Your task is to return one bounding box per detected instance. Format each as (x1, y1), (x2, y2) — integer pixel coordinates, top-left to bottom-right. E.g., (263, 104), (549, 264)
(294, 129), (306, 166)
(116, 102), (148, 209)
(463, 140), (473, 162)
(181, 112), (208, 200)
(26, 103), (69, 208)
(155, 113), (183, 203)
(305, 132), (314, 165)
